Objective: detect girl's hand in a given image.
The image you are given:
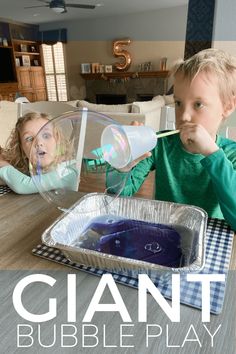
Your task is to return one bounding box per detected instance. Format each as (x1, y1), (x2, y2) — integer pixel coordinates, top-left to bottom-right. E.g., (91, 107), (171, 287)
(0, 157), (10, 168)
(179, 123), (219, 156)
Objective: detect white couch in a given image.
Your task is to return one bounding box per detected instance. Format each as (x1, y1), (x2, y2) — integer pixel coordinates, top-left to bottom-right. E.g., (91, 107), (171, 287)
(0, 96), (175, 186)
(76, 95), (175, 132)
(0, 95), (175, 147)
(0, 100), (80, 147)
(0, 101), (19, 147)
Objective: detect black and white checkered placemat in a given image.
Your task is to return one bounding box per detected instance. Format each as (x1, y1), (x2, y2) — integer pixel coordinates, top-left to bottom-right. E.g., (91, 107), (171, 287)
(32, 218), (234, 314)
(0, 185), (12, 196)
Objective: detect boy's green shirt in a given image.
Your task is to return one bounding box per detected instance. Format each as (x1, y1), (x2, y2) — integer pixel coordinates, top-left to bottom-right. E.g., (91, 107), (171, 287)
(108, 134), (236, 230)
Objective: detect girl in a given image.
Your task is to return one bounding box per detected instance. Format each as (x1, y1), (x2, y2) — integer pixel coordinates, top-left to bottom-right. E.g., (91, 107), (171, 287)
(0, 112), (78, 194)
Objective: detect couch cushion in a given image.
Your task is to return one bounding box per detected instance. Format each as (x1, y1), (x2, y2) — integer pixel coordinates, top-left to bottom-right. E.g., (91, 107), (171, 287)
(163, 94), (175, 105)
(19, 101), (76, 118)
(131, 96), (165, 114)
(152, 94), (174, 105)
(66, 100), (79, 107)
(101, 112), (145, 126)
(77, 100), (132, 113)
(0, 101), (18, 147)
(0, 101), (18, 186)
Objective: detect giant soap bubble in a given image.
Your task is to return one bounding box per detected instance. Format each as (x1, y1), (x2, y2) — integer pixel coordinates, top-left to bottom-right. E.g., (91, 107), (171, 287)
(29, 109), (131, 211)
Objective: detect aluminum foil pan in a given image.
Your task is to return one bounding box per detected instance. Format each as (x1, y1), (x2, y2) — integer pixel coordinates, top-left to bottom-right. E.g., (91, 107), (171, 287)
(42, 193), (207, 282)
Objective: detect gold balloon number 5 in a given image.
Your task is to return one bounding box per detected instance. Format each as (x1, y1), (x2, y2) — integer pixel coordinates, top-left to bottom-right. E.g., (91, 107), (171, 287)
(113, 39), (132, 71)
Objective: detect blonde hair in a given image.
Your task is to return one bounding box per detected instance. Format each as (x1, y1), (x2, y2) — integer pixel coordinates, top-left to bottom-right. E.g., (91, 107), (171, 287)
(171, 48), (236, 103)
(2, 112), (70, 174)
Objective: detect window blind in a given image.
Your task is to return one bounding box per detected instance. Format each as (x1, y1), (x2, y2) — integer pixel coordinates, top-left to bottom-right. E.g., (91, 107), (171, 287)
(42, 42), (68, 101)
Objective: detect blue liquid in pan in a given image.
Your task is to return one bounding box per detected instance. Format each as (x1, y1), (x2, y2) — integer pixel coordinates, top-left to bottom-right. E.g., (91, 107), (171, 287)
(79, 215), (184, 267)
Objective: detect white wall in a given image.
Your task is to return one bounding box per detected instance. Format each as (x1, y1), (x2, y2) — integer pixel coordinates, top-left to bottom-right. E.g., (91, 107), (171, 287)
(212, 0), (236, 128)
(212, 0), (236, 56)
(40, 6), (188, 100)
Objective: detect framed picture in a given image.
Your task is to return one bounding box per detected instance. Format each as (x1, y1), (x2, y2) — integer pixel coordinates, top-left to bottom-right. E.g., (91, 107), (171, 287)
(22, 55), (31, 67)
(99, 64), (105, 73)
(91, 63), (100, 73)
(81, 63), (91, 74)
(105, 65), (113, 73)
(31, 46), (36, 52)
(15, 58), (20, 67)
(33, 59), (39, 66)
(20, 44), (28, 52)
(2, 38), (8, 47)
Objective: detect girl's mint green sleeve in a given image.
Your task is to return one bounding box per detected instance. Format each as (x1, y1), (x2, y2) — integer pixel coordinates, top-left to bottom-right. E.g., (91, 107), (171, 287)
(201, 149), (236, 230)
(0, 165), (78, 194)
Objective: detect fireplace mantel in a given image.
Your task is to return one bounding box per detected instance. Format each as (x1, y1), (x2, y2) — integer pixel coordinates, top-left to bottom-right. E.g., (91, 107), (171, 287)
(81, 70), (169, 80)
(82, 70), (169, 103)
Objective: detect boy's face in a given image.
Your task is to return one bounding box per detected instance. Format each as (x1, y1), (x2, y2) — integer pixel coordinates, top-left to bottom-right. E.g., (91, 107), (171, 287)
(174, 72), (230, 137)
(20, 118), (57, 168)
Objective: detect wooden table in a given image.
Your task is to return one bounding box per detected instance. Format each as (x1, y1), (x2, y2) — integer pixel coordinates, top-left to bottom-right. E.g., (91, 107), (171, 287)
(0, 193), (235, 353)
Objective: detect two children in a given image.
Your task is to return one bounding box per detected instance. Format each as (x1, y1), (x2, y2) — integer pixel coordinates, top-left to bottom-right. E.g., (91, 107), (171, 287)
(0, 112), (78, 194)
(108, 48), (236, 229)
(1, 49), (236, 229)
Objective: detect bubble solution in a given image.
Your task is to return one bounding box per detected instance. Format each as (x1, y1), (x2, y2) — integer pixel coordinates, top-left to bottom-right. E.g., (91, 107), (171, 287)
(73, 215), (184, 268)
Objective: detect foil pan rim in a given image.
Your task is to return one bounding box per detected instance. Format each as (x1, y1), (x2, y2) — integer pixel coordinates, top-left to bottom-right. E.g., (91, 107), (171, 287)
(42, 193), (207, 275)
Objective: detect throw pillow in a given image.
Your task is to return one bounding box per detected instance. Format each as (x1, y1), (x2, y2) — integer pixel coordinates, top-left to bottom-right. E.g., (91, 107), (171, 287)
(152, 94), (174, 105)
(163, 94), (175, 105)
(131, 96), (165, 114)
(67, 100), (79, 107)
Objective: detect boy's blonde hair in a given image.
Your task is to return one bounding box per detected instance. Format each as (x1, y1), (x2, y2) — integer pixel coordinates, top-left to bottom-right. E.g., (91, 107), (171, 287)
(172, 48), (236, 103)
(2, 112), (70, 174)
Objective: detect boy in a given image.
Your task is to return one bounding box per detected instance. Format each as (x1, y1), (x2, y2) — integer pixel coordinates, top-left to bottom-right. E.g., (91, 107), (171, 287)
(108, 48), (236, 230)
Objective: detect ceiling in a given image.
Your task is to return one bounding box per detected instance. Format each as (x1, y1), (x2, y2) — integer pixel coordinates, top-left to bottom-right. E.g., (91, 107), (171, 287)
(0, 0), (188, 24)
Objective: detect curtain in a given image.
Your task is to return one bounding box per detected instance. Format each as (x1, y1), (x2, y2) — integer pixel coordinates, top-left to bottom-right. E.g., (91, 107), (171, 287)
(184, 0), (215, 59)
(39, 28), (67, 45)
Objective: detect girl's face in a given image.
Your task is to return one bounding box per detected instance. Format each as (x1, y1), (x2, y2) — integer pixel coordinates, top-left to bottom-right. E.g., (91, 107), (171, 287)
(20, 118), (57, 168)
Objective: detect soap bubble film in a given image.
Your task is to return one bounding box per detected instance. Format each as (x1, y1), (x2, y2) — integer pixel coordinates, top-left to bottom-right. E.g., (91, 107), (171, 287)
(29, 110), (130, 210)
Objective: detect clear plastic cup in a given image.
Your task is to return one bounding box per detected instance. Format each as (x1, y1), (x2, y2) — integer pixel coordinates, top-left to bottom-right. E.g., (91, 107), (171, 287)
(101, 124), (157, 169)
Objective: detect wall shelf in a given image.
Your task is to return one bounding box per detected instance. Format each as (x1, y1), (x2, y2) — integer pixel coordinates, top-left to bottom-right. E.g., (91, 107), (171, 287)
(12, 39), (42, 66)
(0, 21), (47, 101)
(11, 39), (37, 44)
(81, 70), (169, 80)
(0, 45), (13, 49)
(14, 51), (40, 56)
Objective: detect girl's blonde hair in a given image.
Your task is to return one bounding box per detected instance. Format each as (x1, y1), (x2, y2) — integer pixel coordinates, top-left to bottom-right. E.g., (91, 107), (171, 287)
(171, 48), (236, 103)
(2, 112), (70, 174)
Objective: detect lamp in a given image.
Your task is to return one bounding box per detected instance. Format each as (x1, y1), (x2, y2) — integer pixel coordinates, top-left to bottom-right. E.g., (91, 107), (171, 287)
(51, 6), (64, 13)
(50, 0), (65, 13)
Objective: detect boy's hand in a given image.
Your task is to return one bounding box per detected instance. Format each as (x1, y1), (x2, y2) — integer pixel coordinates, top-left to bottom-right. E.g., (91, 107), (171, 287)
(130, 120), (144, 126)
(179, 123), (219, 156)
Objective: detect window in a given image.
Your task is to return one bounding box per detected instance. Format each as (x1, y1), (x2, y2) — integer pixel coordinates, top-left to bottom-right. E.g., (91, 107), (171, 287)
(42, 42), (68, 101)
